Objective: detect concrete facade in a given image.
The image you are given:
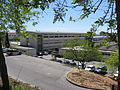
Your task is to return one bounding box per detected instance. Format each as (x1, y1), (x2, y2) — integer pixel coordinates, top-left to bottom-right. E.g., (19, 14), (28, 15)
(20, 31), (85, 53)
(8, 32), (19, 40)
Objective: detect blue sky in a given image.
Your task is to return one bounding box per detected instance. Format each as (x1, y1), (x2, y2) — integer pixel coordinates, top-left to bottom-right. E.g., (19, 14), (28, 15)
(26, 1), (108, 33)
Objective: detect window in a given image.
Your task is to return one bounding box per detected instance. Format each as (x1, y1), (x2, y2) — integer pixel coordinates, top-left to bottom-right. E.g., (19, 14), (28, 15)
(44, 36), (48, 38)
(49, 36), (54, 38)
(55, 36), (58, 38)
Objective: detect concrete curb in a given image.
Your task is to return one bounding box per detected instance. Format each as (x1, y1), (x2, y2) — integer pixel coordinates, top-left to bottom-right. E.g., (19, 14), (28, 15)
(65, 68), (104, 90)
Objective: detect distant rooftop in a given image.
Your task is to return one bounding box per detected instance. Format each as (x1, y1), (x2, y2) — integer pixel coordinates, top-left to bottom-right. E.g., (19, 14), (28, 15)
(11, 45), (35, 50)
(30, 31), (86, 34)
(93, 36), (108, 39)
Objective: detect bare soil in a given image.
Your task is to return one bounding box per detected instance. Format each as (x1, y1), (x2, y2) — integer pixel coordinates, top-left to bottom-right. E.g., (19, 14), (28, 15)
(67, 68), (117, 90)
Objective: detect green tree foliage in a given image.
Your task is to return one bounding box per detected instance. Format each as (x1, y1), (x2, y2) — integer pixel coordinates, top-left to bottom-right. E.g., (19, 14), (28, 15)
(62, 35), (102, 69)
(104, 50), (118, 72)
(0, 0), (54, 89)
(100, 31), (117, 42)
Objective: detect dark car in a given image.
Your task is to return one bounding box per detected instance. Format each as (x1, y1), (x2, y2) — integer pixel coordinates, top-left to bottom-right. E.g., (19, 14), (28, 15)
(95, 66), (107, 74)
(43, 51), (48, 55)
(7, 49), (22, 56)
(63, 60), (70, 64)
(70, 61), (76, 66)
(37, 51), (48, 56)
(37, 52), (43, 56)
(56, 60), (63, 63)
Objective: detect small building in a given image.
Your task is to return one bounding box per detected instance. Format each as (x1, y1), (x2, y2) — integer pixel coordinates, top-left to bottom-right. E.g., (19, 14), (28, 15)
(11, 45), (36, 56)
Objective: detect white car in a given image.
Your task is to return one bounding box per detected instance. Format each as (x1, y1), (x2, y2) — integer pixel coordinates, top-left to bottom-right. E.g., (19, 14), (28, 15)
(85, 65), (95, 72)
(7, 49), (22, 56)
(114, 71), (119, 77)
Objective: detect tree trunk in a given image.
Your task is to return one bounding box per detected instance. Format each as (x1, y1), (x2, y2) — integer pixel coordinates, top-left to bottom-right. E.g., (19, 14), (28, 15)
(5, 32), (10, 48)
(115, 0), (120, 90)
(0, 39), (10, 90)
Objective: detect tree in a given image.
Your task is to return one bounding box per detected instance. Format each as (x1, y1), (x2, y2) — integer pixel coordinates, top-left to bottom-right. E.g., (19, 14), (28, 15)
(104, 50), (118, 73)
(5, 32), (10, 48)
(0, 0), (53, 89)
(62, 36), (102, 69)
(100, 31), (117, 42)
(51, 0), (120, 89)
(0, 34), (10, 90)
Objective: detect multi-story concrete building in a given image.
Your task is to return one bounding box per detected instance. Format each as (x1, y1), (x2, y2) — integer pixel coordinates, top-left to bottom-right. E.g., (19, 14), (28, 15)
(20, 31), (85, 53)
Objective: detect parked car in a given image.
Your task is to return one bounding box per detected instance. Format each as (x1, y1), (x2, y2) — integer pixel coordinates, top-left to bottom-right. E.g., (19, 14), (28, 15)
(37, 51), (48, 56)
(7, 49), (22, 56)
(63, 60), (70, 64)
(85, 65), (95, 72)
(2, 48), (9, 53)
(70, 61), (76, 66)
(37, 52), (43, 56)
(114, 71), (119, 77)
(95, 66), (107, 74)
(38, 55), (43, 58)
(43, 51), (48, 55)
(56, 60), (63, 63)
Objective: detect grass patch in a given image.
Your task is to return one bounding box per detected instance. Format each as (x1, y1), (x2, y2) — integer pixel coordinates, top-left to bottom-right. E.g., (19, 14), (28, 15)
(0, 77), (39, 90)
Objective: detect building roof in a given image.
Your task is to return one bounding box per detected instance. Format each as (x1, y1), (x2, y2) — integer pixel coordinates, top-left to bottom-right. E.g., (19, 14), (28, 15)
(11, 45), (35, 50)
(93, 36), (108, 39)
(29, 31), (85, 34)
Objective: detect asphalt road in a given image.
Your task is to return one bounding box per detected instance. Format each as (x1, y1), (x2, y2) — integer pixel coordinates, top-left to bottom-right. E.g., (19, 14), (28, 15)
(5, 55), (90, 90)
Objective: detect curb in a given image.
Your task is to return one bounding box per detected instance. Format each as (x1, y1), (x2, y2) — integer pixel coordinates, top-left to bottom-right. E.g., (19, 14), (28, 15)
(65, 68), (104, 90)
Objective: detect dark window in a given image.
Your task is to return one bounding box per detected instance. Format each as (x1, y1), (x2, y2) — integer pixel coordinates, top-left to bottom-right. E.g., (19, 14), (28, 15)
(55, 36), (58, 38)
(50, 36), (54, 38)
(44, 36), (48, 38)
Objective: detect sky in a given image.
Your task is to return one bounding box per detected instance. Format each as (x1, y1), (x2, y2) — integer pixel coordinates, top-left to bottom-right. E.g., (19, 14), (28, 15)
(25, 1), (109, 34)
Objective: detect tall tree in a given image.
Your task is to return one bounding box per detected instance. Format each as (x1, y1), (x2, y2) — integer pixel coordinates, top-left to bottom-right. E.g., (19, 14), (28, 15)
(52, 0), (120, 89)
(0, 34), (10, 90)
(0, 0), (53, 89)
(5, 32), (10, 48)
(115, 0), (120, 89)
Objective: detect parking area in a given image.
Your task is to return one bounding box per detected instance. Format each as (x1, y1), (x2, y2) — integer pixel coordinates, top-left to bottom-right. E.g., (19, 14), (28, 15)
(42, 55), (108, 75)
(5, 55), (89, 90)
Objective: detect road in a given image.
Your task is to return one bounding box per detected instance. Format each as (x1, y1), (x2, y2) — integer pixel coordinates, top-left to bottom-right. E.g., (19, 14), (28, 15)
(5, 55), (90, 90)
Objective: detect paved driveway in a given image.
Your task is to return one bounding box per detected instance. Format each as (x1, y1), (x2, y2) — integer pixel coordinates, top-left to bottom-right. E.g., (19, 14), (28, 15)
(5, 55), (90, 90)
